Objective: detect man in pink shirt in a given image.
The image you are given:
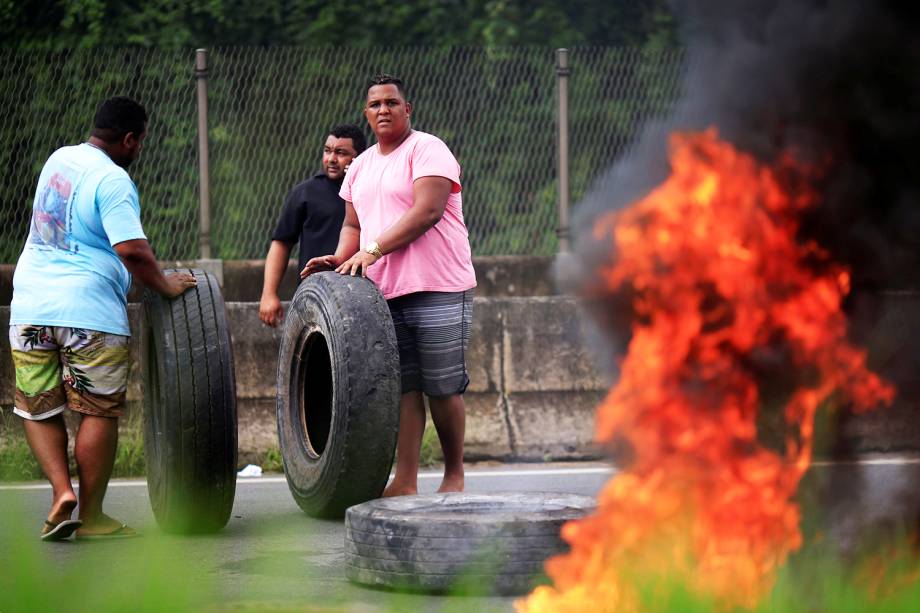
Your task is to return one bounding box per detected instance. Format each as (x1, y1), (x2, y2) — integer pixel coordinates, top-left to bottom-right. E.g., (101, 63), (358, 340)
(303, 74), (476, 496)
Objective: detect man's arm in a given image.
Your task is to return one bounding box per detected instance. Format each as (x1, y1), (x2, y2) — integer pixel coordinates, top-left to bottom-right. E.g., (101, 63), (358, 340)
(260, 240), (292, 326)
(335, 177), (451, 277)
(262, 181), (307, 323)
(114, 239), (197, 297)
(302, 201), (361, 278)
(377, 176), (451, 252)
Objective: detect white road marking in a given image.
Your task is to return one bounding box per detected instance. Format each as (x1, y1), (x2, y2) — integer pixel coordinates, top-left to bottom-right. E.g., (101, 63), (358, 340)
(2, 457), (919, 491)
(417, 467), (615, 479)
(811, 457), (920, 467)
(0, 466), (614, 491)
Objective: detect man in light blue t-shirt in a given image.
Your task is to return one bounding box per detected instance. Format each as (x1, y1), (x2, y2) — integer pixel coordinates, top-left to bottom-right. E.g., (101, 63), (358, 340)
(9, 97), (197, 541)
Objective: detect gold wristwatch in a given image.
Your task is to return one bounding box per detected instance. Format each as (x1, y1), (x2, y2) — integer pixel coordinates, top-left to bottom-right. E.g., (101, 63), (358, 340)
(364, 241), (383, 259)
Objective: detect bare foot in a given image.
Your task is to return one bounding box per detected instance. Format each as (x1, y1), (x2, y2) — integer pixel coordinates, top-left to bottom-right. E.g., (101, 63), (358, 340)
(382, 482), (418, 498)
(76, 512), (128, 536)
(436, 474), (464, 493)
(46, 493), (78, 526)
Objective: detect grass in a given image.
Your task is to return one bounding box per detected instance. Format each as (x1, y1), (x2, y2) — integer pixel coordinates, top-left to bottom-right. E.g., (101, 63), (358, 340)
(0, 405), (148, 482)
(0, 406), (44, 481)
(419, 420), (444, 467)
(2, 484), (920, 613)
(257, 428), (442, 476)
(0, 409), (45, 482)
(0, 493), (512, 613)
(2, 403), (444, 482)
(3, 401), (920, 611)
(385, 415), (444, 470)
(261, 445), (284, 472)
(112, 410), (147, 478)
(525, 543), (920, 612)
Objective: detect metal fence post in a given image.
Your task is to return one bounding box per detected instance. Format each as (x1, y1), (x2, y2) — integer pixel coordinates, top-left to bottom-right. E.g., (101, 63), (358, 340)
(556, 48), (571, 253)
(195, 48), (212, 260)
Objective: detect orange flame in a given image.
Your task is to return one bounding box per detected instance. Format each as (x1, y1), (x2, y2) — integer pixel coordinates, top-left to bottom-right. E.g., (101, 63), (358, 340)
(518, 129), (894, 611)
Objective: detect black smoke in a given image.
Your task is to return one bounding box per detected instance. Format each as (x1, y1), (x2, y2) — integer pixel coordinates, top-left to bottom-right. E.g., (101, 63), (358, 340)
(566, 0), (920, 465)
(574, 0), (920, 294)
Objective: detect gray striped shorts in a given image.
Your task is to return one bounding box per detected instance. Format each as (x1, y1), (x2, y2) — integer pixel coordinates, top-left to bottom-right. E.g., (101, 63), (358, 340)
(387, 289), (474, 397)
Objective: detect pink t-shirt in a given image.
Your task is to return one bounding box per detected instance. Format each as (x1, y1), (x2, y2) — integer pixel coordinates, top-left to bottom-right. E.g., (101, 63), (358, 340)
(340, 130), (477, 300)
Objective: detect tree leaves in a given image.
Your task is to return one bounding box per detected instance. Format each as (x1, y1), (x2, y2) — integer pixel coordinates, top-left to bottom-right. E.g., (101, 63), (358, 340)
(2, 0), (676, 49)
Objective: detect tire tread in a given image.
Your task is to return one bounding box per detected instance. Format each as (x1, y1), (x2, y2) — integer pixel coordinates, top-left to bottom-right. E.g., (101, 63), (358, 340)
(142, 269), (237, 533)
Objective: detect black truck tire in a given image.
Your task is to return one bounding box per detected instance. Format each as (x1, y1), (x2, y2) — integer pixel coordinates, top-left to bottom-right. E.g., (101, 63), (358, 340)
(142, 268), (238, 534)
(344, 492), (596, 595)
(276, 272), (400, 518)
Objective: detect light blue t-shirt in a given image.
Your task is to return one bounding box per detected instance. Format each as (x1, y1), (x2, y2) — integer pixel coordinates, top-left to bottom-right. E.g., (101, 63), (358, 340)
(10, 143), (147, 335)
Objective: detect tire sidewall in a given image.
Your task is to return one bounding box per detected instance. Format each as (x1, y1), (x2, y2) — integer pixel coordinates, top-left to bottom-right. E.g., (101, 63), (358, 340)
(276, 272), (400, 516)
(277, 276), (347, 511)
(141, 285), (175, 525)
(141, 268), (238, 532)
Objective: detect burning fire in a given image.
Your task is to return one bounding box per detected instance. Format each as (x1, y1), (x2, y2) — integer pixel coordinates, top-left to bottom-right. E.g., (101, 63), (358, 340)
(518, 129), (894, 611)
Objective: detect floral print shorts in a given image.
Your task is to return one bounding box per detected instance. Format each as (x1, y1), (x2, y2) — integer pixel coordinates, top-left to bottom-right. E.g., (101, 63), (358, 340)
(9, 325), (129, 420)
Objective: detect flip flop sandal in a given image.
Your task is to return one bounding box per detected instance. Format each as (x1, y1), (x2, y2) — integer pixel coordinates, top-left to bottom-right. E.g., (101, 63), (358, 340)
(76, 524), (139, 540)
(41, 519), (82, 542)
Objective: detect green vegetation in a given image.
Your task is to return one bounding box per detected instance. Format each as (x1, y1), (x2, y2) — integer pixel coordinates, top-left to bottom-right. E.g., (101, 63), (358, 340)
(261, 445), (284, 473)
(0, 498), (214, 613)
(758, 550), (920, 613)
(419, 420), (444, 467)
(0, 45), (685, 262)
(0, 1), (683, 263)
(112, 411), (148, 478)
(1, 1), (676, 49)
(0, 405), (147, 482)
(3, 401), (920, 610)
(0, 435), (42, 481)
(0, 408), (44, 481)
(0, 406), (442, 482)
(0, 48), (199, 263)
(1, 483), (919, 613)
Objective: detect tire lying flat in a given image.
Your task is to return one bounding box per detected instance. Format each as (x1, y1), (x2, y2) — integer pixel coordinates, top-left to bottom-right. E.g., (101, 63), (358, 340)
(276, 272), (400, 518)
(344, 492), (595, 595)
(142, 268), (238, 534)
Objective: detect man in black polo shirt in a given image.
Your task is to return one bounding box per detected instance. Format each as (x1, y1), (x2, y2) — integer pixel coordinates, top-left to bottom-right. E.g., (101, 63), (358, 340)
(259, 124), (366, 326)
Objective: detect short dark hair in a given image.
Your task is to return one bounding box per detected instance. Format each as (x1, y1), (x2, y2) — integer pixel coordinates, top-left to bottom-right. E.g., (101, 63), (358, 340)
(367, 74), (408, 100)
(330, 124), (367, 155)
(91, 96), (147, 144)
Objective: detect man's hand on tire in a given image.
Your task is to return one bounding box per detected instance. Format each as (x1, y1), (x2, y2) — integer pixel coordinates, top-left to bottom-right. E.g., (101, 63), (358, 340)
(335, 250), (380, 278)
(161, 272), (198, 298)
(301, 255), (340, 279)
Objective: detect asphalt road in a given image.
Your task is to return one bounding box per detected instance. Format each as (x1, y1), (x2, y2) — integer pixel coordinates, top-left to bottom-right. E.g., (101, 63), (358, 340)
(2, 457), (919, 612)
(0, 462), (614, 612)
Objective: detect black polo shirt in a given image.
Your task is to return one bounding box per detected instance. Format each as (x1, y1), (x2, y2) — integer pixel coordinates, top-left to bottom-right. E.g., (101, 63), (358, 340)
(271, 172), (346, 275)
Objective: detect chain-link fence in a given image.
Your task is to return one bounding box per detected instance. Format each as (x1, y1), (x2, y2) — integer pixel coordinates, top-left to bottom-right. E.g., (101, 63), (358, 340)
(0, 47), (685, 263)
(0, 49), (198, 263)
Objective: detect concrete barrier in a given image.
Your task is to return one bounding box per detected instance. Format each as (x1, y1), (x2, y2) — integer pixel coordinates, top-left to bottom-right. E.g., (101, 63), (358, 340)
(0, 296), (611, 464)
(2, 258), (918, 465)
(0, 256), (559, 306)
